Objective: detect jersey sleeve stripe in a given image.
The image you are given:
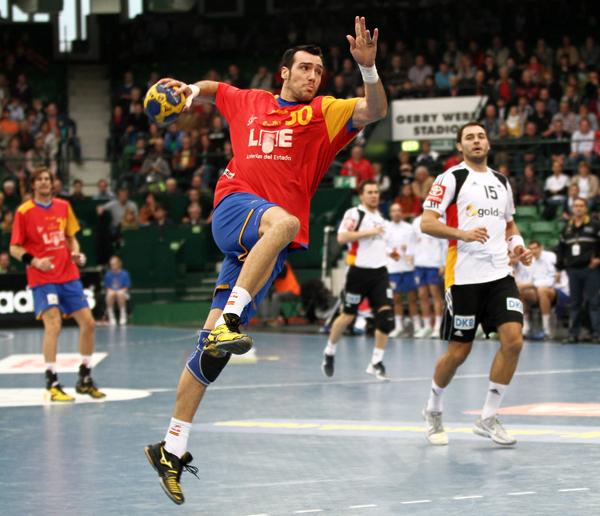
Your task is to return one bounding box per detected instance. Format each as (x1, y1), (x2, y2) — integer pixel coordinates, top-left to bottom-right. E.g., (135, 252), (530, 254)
(322, 96), (360, 143)
(444, 203), (459, 289)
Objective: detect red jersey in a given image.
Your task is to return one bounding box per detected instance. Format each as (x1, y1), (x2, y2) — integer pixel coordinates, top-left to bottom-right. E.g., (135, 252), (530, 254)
(214, 83), (360, 247)
(340, 157), (375, 183)
(10, 198), (81, 287)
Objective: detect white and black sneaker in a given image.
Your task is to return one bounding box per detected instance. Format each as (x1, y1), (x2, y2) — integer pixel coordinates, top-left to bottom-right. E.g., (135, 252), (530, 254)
(422, 408), (449, 445)
(366, 361), (390, 381)
(473, 415), (516, 445)
(321, 354), (334, 377)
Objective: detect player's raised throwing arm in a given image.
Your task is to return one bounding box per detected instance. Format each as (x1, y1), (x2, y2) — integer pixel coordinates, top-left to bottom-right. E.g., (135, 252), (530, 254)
(348, 16), (388, 126)
(158, 78), (220, 107)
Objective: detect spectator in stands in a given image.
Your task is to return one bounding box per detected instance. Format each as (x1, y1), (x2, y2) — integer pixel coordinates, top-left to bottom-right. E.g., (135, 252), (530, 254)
(517, 164), (542, 206)
(2, 135), (25, 181)
(330, 74), (353, 99)
(556, 35), (580, 67)
(249, 66), (272, 91)
(341, 145), (374, 183)
(575, 105), (598, 132)
(164, 123), (184, 154)
(2, 179), (20, 212)
(1, 210), (13, 234)
(543, 160), (570, 216)
(411, 165), (433, 201)
(93, 178), (114, 201)
(481, 104), (500, 139)
(182, 202), (206, 227)
(126, 101), (149, 136)
(0, 251), (16, 273)
(494, 66), (516, 103)
(141, 137), (170, 188)
(553, 100), (578, 134)
(455, 54), (476, 90)
(395, 181), (421, 220)
(97, 187), (138, 233)
(517, 240), (559, 339)
(52, 177), (69, 199)
(505, 105), (523, 138)
(543, 118), (572, 162)
(433, 61), (452, 95)
(385, 54), (408, 98)
(528, 99), (552, 134)
(415, 140), (439, 169)
(12, 73), (32, 105)
(115, 70), (137, 110)
(570, 161), (599, 203)
(103, 255), (131, 326)
(518, 121), (542, 168)
(562, 183), (580, 220)
(70, 179), (88, 202)
(372, 162), (391, 203)
(497, 164), (518, 204)
(408, 54), (432, 87)
(108, 105), (127, 159)
(556, 197), (600, 343)
(580, 36), (600, 68)
(138, 192), (158, 225)
(0, 106), (19, 145)
(25, 133), (49, 175)
(171, 134), (198, 186)
(120, 207), (139, 231)
(150, 204), (173, 227)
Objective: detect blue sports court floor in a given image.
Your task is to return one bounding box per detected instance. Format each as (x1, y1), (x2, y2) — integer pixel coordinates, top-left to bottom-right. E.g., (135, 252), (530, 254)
(1, 326), (600, 515)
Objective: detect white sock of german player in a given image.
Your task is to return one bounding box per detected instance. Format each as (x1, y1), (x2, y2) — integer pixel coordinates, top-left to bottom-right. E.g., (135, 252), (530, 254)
(412, 315), (422, 330)
(371, 347), (384, 365)
(215, 286), (252, 326)
(394, 314), (403, 330)
(426, 380), (444, 412)
(542, 314), (551, 334)
(434, 315), (442, 331)
(481, 381), (508, 419)
(424, 318), (433, 330)
(324, 339), (337, 357)
(164, 417), (192, 458)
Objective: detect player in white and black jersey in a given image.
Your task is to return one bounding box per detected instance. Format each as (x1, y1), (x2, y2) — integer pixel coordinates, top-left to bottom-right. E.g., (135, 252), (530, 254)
(321, 180), (395, 380)
(420, 122), (533, 446)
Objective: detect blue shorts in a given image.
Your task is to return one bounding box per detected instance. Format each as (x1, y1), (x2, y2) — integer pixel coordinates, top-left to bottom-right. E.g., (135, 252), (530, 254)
(389, 272), (417, 293)
(415, 266), (443, 287)
(211, 193), (288, 324)
(32, 279), (89, 318)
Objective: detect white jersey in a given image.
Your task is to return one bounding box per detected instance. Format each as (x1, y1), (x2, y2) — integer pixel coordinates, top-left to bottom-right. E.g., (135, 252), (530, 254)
(386, 220), (415, 273)
(423, 161), (516, 287)
(530, 250), (557, 288)
(412, 215), (448, 268)
(338, 205), (387, 268)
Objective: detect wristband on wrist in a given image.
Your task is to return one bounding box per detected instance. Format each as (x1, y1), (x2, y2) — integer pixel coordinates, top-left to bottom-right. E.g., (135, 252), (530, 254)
(507, 235), (525, 253)
(187, 84), (200, 98)
(358, 64), (379, 84)
(22, 253), (34, 265)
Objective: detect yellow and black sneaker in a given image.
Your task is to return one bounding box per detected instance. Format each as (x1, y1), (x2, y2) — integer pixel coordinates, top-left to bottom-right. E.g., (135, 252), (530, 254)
(45, 371), (75, 402)
(144, 441), (199, 505)
(204, 313), (253, 356)
(75, 365), (106, 399)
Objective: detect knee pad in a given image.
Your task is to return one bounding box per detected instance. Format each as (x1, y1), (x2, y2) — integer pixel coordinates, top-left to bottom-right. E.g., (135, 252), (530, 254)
(375, 308), (395, 335)
(186, 330), (231, 386)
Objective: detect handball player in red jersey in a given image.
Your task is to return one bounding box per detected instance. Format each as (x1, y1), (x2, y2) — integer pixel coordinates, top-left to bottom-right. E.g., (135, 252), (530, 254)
(10, 167), (105, 402)
(144, 16), (388, 504)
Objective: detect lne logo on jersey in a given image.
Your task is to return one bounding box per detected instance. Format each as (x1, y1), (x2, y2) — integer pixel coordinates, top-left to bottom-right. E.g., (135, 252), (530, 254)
(248, 128), (293, 154)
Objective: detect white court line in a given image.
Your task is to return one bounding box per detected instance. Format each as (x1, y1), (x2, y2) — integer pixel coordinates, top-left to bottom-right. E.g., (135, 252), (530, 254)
(507, 491), (536, 496)
(0, 331), (15, 341)
(349, 504), (377, 509)
(294, 510), (323, 514)
(558, 488), (589, 492)
(206, 367), (600, 392)
(453, 495), (484, 500)
(401, 500), (431, 504)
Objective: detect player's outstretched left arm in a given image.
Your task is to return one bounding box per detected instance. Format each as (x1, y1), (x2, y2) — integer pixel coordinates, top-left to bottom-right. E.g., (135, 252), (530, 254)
(347, 16), (388, 126)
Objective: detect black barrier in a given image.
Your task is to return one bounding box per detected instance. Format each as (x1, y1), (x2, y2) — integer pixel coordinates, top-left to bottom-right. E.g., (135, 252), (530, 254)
(0, 270), (103, 327)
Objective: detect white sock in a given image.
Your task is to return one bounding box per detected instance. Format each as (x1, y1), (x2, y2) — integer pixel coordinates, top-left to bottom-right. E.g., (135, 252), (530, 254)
(424, 318), (433, 330)
(164, 417), (192, 458)
(394, 315), (403, 330)
(108, 309), (116, 320)
(542, 314), (551, 334)
(371, 347), (384, 364)
(45, 362), (56, 373)
(80, 355), (92, 367)
(426, 380), (444, 412)
(324, 340), (337, 356)
(434, 315), (442, 331)
(216, 286), (252, 325)
(412, 315), (422, 330)
(481, 381), (508, 419)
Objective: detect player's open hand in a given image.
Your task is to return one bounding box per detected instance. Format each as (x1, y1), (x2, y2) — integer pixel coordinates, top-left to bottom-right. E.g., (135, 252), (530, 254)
(515, 246), (533, 266)
(461, 227), (489, 244)
(33, 256), (54, 271)
(157, 78), (193, 110)
(346, 16), (378, 67)
(389, 250), (401, 261)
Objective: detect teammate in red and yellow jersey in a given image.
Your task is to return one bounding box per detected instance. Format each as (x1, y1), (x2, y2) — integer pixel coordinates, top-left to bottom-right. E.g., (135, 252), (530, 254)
(10, 167), (105, 402)
(143, 16), (388, 505)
